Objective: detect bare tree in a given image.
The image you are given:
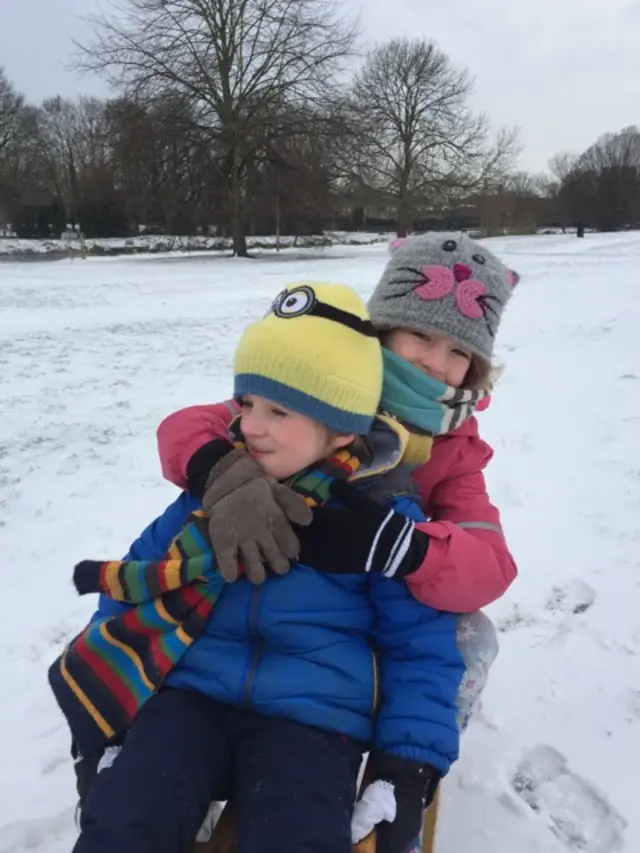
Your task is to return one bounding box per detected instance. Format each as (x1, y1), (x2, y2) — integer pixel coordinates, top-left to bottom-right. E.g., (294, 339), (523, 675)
(548, 151), (577, 185)
(36, 97), (88, 226)
(474, 126), (521, 192)
(544, 152), (577, 228)
(0, 69), (24, 155)
(347, 38), (519, 236)
(557, 127), (640, 231)
(76, 0), (357, 256)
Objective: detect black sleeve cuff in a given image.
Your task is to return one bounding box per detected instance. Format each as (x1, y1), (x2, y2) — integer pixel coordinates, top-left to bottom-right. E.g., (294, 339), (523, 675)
(372, 750), (437, 780)
(371, 751), (441, 801)
(186, 438), (234, 499)
(73, 560), (104, 596)
(393, 528), (430, 581)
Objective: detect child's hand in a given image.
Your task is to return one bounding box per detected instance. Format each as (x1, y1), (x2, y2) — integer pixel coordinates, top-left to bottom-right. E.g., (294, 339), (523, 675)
(296, 480), (429, 579)
(202, 449), (313, 583)
(366, 752), (440, 853)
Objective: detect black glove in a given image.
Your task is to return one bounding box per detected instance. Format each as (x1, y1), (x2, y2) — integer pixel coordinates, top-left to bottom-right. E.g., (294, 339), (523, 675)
(74, 751), (101, 803)
(72, 736), (125, 805)
(185, 438), (234, 499)
(372, 752), (440, 853)
(296, 480), (429, 580)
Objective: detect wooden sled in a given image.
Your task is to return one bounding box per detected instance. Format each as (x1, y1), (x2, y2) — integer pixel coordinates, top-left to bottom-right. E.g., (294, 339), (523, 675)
(192, 781), (440, 853)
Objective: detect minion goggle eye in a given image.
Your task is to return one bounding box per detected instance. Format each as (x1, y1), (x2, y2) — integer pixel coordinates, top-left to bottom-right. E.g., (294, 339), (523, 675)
(270, 286), (316, 318)
(266, 286), (377, 338)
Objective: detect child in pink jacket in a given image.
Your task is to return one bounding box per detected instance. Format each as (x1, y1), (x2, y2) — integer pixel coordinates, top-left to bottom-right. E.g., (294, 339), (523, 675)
(157, 232), (519, 728)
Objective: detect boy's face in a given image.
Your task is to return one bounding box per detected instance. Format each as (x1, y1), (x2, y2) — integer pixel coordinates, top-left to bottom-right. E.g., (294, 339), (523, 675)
(239, 395), (355, 481)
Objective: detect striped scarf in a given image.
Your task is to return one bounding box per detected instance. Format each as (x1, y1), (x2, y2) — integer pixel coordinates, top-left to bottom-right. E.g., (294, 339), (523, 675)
(380, 348), (488, 437)
(48, 441), (361, 759)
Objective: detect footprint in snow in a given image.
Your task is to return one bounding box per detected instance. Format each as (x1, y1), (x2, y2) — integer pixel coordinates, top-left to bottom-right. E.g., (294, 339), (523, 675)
(545, 580), (596, 617)
(497, 581), (597, 642)
(496, 603), (540, 634)
(510, 744), (626, 852)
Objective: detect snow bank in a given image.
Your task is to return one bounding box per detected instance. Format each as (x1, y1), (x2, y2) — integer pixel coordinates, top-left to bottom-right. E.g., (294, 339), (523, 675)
(0, 231), (393, 259)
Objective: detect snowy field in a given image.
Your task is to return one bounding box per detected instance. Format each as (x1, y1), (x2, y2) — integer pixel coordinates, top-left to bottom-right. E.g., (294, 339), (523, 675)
(1, 233), (639, 852)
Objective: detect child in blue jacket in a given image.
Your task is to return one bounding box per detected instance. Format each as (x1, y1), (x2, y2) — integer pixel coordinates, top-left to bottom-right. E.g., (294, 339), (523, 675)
(49, 283), (464, 853)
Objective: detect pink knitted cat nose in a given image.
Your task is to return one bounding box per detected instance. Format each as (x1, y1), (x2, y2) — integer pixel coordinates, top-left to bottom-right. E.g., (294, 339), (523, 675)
(453, 263), (472, 282)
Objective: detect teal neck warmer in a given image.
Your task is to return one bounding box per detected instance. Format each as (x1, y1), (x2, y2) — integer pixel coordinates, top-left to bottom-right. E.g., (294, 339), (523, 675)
(380, 348), (488, 435)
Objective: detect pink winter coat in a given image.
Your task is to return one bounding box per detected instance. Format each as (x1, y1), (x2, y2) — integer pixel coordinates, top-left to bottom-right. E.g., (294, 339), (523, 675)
(157, 402), (517, 613)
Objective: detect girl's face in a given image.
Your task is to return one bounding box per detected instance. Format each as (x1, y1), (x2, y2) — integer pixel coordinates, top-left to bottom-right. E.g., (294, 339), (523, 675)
(239, 395), (354, 481)
(385, 328), (472, 388)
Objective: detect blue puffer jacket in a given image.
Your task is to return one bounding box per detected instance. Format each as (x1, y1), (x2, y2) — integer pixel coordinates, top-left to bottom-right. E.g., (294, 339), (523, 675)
(96, 485), (464, 774)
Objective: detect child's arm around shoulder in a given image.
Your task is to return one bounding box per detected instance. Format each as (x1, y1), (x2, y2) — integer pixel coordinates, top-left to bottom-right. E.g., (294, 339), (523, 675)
(157, 401), (239, 488)
(408, 425), (517, 613)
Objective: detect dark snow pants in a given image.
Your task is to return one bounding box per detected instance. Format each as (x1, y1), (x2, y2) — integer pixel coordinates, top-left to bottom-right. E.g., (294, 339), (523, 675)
(74, 688), (362, 853)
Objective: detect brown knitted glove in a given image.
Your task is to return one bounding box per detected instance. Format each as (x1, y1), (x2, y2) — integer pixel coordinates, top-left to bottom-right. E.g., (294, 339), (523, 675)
(202, 449), (313, 584)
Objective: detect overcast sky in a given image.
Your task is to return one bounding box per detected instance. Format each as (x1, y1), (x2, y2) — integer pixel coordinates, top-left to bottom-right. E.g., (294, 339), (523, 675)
(1, 0), (638, 173)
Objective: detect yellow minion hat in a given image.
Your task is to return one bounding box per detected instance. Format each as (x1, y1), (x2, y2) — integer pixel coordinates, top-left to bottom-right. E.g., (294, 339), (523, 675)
(234, 283), (383, 434)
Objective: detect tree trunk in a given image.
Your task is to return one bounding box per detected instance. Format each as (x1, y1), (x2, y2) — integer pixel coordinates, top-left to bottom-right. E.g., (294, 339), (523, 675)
(396, 184), (411, 237)
(67, 145), (80, 229)
(229, 152), (248, 257)
(396, 203), (410, 238)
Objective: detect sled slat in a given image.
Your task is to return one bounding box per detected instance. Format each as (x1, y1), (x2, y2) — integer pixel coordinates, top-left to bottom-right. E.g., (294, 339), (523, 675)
(421, 787), (440, 853)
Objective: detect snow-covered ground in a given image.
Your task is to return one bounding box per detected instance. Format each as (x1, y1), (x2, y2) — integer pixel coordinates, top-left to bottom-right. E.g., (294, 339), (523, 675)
(1, 233), (638, 852)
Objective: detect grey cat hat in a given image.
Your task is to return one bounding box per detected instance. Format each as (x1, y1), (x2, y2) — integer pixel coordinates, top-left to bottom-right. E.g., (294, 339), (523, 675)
(368, 232), (520, 362)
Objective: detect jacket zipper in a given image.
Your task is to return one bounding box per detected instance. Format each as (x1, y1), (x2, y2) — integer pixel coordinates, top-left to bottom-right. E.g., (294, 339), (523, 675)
(371, 650), (380, 714)
(242, 584), (264, 707)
